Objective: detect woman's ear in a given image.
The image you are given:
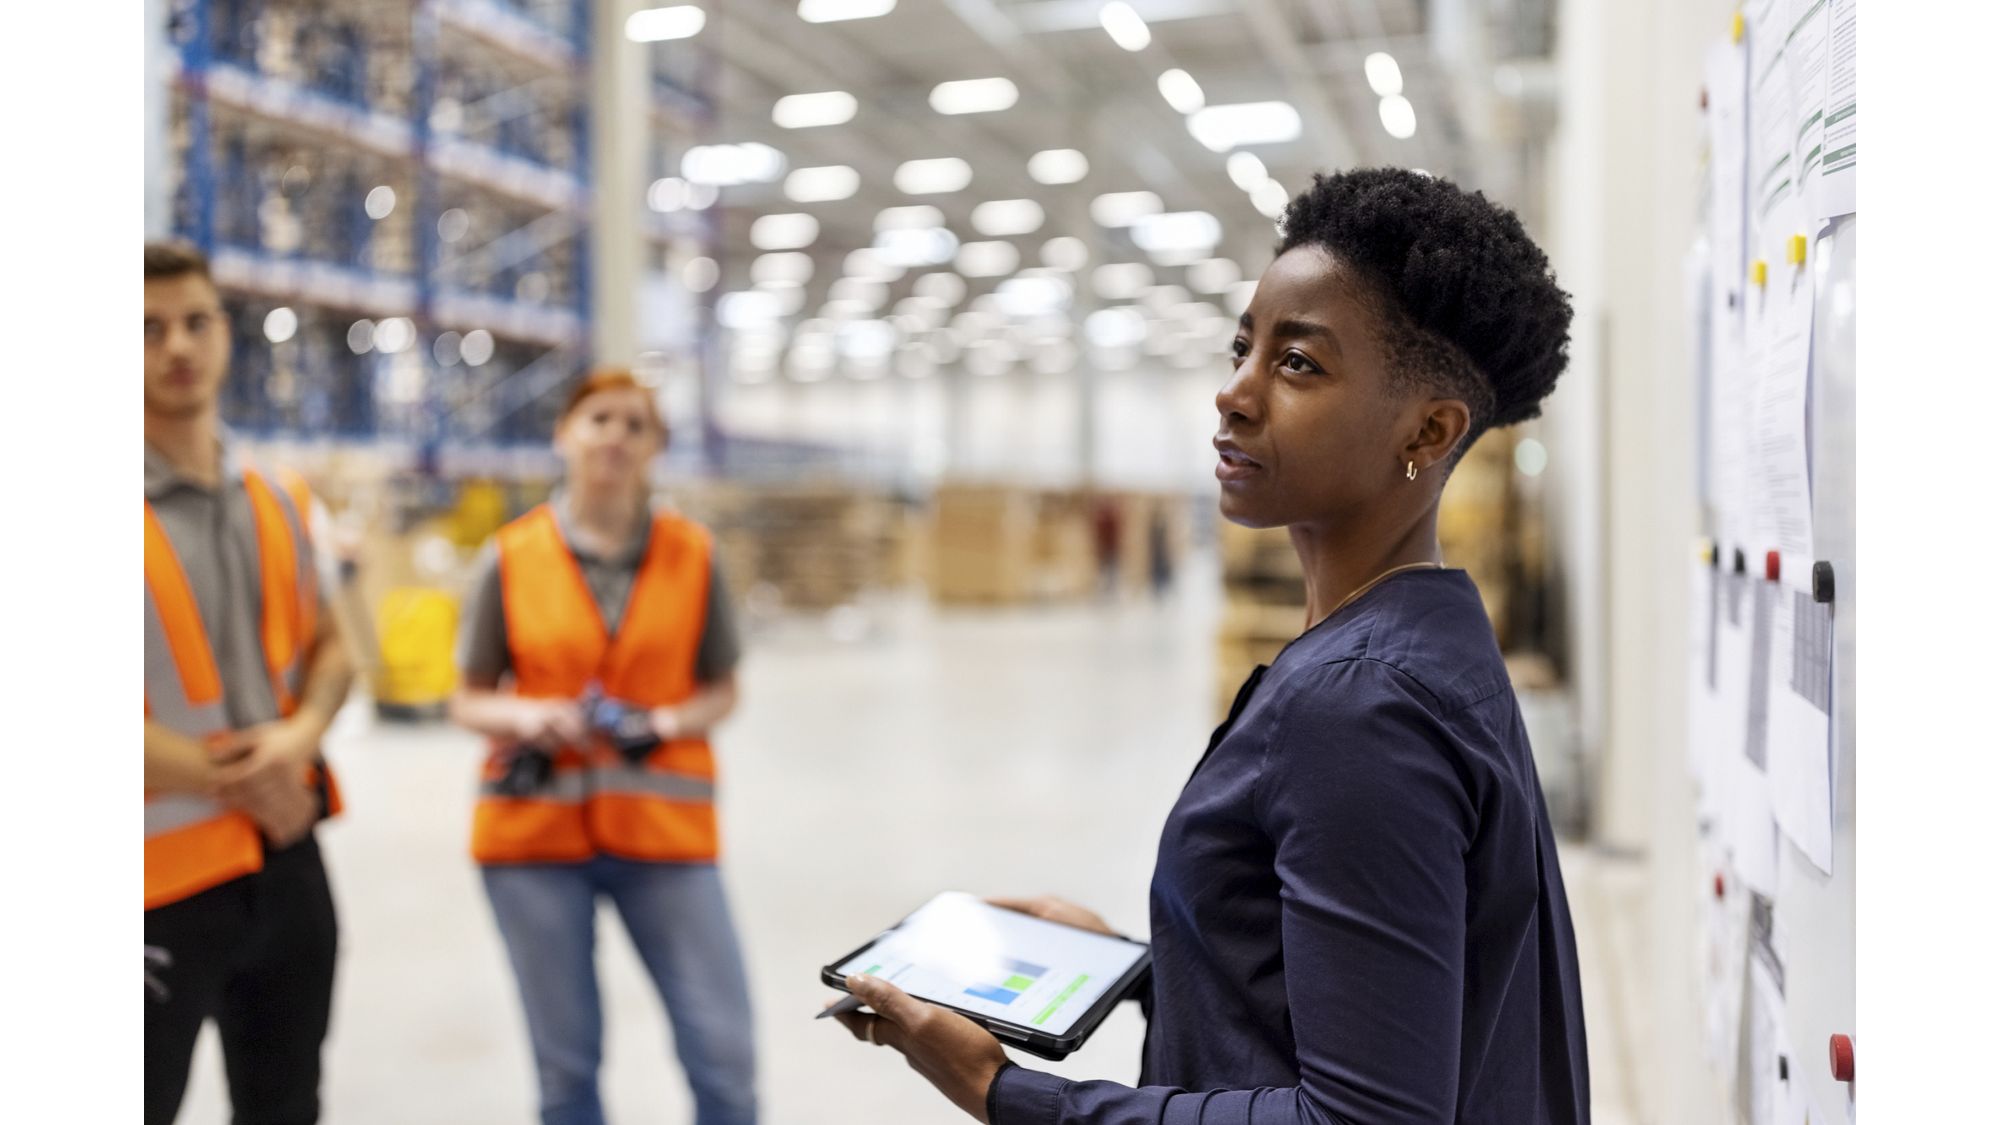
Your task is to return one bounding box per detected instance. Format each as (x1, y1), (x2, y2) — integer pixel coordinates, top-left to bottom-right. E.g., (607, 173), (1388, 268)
(1407, 398), (1472, 474)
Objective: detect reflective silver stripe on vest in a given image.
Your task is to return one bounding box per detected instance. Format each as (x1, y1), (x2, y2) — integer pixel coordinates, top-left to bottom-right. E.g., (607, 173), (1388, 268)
(588, 763), (716, 802)
(478, 765), (591, 802)
(252, 465), (316, 700)
(145, 792), (230, 837)
(143, 582), (227, 737)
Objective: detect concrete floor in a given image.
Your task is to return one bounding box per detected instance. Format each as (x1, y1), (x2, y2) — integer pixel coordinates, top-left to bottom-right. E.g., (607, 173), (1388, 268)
(176, 568), (1649, 1124)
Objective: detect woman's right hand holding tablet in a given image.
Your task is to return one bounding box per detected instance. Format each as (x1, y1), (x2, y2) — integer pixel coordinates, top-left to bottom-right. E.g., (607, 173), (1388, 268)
(986, 895), (1119, 937)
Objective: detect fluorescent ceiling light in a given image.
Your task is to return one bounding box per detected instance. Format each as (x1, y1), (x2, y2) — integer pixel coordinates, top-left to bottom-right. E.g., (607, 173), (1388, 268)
(894, 157), (973, 195)
(1379, 95), (1417, 139)
(752, 282), (806, 316)
(1091, 262), (1153, 300)
(1098, 1), (1150, 51)
(460, 329), (494, 365)
(373, 317), (416, 354)
(893, 296), (947, 326)
(844, 248), (906, 283)
(1226, 279), (1257, 315)
(1157, 69), (1204, 114)
(1146, 245), (1207, 267)
(683, 256), (720, 292)
(829, 278), (890, 310)
(1085, 306), (1147, 348)
(1364, 52), (1403, 97)
(1027, 148), (1089, 185)
(971, 199), (1045, 237)
(785, 165), (860, 202)
(263, 307), (298, 344)
(1040, 236), (1089, 271)
(1226, 151), (1267, 192)
(875, 227), (959, 268)
(648, 177), (717, 211)
(626, 6), (705, 42)
(839, 319), (898, 362)
(750, 213), (820, 250)
(772, 91), (858, 129)
(995, 276), (1072, 318)
(681, 143), (786, 185)
(1132, 210), (1221, 253)
(930, 77), (1019, 115)
(875, 204), (946, 231)
(720, 290), (780, 326)
(1187, 101), (1302, 152)
(915, 272), (968, 306)
(798, 0), (896, 23)
(1186, 257), (1241, 294)
(752, 252), (814, 286)
(1250, 179), (1288, 219)
(956, 240), (1021, 278)
(1090, 190), (1163, 227)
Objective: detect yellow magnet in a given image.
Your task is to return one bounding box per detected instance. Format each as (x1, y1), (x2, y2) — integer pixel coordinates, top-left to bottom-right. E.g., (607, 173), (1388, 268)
(1788, 234), (1808, 266)
(1731, 11), (1745, 43)
(1750, 258), (1768, 287)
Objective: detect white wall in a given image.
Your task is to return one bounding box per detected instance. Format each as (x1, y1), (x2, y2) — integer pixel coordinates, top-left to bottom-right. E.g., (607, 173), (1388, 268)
(1549, 0), (1739, 1120)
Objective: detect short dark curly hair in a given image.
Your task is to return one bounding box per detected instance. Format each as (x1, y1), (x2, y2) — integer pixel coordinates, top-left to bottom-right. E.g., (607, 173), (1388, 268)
(1276, 168), (1572, 455)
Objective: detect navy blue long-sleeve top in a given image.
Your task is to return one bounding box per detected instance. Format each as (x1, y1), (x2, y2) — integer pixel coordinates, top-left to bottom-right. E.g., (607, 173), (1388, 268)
(990, 568), (1589, 1124)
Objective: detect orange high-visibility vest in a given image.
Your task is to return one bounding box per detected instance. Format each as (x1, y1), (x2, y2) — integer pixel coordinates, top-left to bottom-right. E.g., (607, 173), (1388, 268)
(145, 463), (340, 910)
(471, 504), (720, 865)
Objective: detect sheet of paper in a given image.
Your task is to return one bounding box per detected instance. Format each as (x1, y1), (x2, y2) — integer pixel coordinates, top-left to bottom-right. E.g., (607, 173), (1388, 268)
(1747, 0), (1797, 255)
(1698, 841), (1750, 1068)
(1688, 242), (1716, 513)
(1720, 569), (1779, 895)
(1767, 576), (1835, 871)
(1706, 38), (1750, 310)
(1745, 189), (1816, 577)
(1785, 0), (1832, 224)
(1746, 898), (1788, 1125)
(1705, 39), (1753, 551)
(1818, 0), (1857, 218)
(1688, 556), (1719, 786)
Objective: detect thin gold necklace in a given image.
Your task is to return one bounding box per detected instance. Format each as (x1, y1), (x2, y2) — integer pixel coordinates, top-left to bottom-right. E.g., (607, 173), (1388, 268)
(1319, 559), (1445, 623)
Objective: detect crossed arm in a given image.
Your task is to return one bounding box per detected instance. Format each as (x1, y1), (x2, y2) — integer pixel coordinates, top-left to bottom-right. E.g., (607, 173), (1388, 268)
(146, 604), (353, 844)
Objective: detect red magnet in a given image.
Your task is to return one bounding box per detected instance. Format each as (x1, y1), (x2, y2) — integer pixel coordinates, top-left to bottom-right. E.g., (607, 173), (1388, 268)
(1712, 873), (1725, 900)
(1765, 550), (1781, 582)
(1829, 1033), (1854, 1082)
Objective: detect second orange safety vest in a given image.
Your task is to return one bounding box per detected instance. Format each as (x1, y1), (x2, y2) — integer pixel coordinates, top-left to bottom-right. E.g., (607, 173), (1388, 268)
(470, 504), (720, 865)
(145, 463), (341, 911)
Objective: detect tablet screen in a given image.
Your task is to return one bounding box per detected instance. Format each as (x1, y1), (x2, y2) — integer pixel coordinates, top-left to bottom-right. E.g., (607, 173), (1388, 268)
(831, 892), (1147, 1038)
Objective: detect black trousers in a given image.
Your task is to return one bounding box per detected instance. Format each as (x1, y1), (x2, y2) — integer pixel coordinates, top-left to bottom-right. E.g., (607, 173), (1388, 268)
(144, 833), (339, 1125)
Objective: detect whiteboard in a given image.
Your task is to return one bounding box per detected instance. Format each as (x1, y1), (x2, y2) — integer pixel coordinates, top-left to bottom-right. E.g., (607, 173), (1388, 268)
(1768, 211), (1856, 1122)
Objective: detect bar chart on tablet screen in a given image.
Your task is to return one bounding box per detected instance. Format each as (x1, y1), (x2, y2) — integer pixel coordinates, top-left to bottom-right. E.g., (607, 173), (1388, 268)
(963, 959), (1047, 1005)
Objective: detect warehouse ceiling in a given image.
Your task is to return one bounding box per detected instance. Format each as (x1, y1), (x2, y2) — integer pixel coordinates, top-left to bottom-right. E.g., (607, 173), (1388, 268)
(639, 0), (1561, 377)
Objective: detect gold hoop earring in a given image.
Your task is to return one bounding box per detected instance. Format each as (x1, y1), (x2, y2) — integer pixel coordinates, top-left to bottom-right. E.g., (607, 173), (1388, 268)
(1406, 461), (1418, 481)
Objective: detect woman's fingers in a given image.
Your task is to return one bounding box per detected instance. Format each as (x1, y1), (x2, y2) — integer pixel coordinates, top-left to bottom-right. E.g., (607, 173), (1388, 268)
(831, 1008), (876, 1043)
(983, 895), (1050, 917)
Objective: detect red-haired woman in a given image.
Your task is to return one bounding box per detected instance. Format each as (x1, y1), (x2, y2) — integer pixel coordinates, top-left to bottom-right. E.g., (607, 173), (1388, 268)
(451, 369), (756, 1125)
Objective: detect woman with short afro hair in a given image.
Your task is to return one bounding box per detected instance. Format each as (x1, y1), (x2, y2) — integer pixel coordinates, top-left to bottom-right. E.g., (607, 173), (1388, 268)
(830, 168), (1590, 1125)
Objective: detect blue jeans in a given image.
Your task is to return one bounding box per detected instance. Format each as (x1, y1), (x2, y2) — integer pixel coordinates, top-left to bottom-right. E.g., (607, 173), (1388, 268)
(481, 857), (758, 1125)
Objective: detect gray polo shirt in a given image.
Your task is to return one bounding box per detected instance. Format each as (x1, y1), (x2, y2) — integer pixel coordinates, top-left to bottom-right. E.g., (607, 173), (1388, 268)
(145, 437), (324, 731)
(457, 496), (741, 688)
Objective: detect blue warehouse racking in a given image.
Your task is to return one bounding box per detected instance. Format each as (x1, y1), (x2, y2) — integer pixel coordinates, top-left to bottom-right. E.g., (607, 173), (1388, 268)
(159, 0), (721, 474)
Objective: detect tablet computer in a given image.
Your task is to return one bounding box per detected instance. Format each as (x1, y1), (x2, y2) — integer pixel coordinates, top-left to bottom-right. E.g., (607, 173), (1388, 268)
(821, 891), (1151, 1061)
